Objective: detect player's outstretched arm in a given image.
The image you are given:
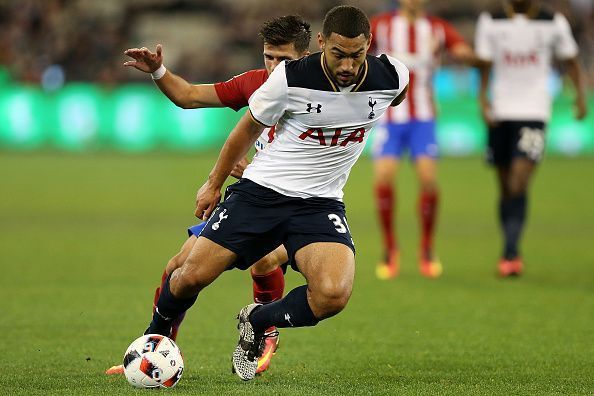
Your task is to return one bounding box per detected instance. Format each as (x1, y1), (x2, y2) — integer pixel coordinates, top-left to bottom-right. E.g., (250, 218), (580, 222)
(123, 44), (223, 109)
(563, 57), (588, 120)
(478, 62), (495, 126)
(195, 113), (264, 219)
(450, 43), (487, 67)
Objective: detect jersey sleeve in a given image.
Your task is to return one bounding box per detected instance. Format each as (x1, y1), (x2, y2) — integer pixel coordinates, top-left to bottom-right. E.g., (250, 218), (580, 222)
(214, 70), (266, 111)
(475, 12), (493, 61)
(248, 62), (288, 127)
(384, 54), (410, 96)
(552, 13), (578, 60)
(214, 73), (248, 111)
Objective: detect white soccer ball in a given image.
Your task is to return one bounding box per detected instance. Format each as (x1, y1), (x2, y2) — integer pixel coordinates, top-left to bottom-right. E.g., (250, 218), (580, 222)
(123, 334), (184, 389)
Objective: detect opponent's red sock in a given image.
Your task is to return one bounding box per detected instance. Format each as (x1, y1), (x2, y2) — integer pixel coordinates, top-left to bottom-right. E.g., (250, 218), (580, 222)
(252, 267), (285, 305)
(375, 183), (397, 257)
(153, 270), (169, 311)
(419, 189), (439, 260)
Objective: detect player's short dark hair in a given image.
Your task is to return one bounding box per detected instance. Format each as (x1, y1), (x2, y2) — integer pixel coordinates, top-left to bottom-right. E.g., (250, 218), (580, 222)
(259, 15), (311, 53)
(322, 5), (370, 39)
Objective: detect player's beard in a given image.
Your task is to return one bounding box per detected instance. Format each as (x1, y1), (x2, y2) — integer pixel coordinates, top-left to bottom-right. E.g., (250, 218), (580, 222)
(335, 71), (356, 86)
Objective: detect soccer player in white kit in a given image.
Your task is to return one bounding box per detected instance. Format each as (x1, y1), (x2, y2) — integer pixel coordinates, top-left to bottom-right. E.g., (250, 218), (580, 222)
(144, 6), (410, 381)
(113, 16), (312, 375)
(475, 0), (587, 277)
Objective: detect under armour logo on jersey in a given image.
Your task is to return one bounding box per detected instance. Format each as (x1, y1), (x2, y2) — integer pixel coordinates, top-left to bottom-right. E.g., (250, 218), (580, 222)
(211, 209), (228, 231)
(306, 103), (322, 113)
(368, 97), (377, 119)
(284, 313), (294, 327)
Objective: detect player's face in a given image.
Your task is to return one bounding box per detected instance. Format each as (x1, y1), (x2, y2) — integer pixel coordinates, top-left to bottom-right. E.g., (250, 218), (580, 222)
(400, 0), (427, 13)
(508, 0), (532, 8)
(263, 43), (303, 75)
(319, 32), (370, 87)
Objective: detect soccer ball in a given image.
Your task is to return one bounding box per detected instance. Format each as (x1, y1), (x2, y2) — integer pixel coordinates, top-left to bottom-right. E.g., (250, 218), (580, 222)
(123, 334), (184, 389)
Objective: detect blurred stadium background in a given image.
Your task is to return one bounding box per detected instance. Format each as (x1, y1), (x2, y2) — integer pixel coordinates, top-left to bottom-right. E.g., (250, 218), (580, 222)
(0, 0), (592, 153)
(1, 1), (593, 395)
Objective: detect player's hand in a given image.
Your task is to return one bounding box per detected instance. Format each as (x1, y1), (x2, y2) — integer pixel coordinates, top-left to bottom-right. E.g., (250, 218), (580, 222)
(479, 97), (496, 127)
(230, 157), (250, 179)
(195, 181), (221, 220)
(575, 96), (587, 120)
(123, 44), (163, 73)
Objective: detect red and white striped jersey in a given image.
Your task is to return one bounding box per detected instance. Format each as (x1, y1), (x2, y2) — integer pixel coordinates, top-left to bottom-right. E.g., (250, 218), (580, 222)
(370, 11), (466, 123)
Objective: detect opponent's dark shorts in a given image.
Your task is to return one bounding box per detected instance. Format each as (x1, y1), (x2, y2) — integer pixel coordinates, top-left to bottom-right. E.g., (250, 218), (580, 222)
(487, 120), (547, 166)
(199, 179), (355, 270)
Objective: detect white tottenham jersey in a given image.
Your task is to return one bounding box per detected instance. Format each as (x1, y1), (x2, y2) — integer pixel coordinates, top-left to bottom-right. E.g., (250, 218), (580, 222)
(475, 9), (578, 121)
(243, 52), (409, 200)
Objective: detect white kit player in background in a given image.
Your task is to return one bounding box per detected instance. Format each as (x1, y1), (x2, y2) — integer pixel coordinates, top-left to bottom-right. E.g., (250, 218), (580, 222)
(475, 0), (587, 277)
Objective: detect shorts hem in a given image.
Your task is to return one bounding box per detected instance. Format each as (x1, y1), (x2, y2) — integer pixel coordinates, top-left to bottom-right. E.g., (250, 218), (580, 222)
(287, 237), (356, 271)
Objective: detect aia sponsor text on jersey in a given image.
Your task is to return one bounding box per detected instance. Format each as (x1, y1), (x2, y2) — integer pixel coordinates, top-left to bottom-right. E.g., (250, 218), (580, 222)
(299, 128), (368, 147)
(503, 50), (539, 66)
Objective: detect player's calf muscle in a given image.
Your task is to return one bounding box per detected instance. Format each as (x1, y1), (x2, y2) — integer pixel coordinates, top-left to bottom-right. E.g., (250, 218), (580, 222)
(170, 242), (236, 298)
(165, 236), (197, 274)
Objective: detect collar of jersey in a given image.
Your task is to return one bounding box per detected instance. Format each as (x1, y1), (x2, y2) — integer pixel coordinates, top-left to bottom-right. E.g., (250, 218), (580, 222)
(320, 52), (369, 93)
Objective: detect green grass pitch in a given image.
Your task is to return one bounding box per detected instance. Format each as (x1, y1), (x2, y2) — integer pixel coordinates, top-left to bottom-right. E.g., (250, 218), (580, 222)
(0, 152), (592, 395)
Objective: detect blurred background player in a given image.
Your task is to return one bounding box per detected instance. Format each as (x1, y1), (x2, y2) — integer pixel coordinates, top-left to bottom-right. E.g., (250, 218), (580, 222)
(369, 0), (477, 279)
(105, 15), (311, 375)
(476, 0), (587, 277)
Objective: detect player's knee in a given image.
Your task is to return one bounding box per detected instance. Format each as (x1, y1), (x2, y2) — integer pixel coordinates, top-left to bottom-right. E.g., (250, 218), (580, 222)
(374, 167), (395, 186)
(177, 268), (209, 294)
(419, 178), (437, 192)
(375, 174), (392, 187)
(166, 254), (184, 275)
(312, 280), (352, 317)
(175, 257), (214, 294)
(374, 160), (396, 185)
(251, 254), (279, 275)
(507, 180), (528, 196)
(417, 170), (437, 191)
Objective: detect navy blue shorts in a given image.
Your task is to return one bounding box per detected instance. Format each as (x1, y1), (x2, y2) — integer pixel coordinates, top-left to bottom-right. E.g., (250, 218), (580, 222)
(487, 120), (546, 166)
(199, 179), (355, 270)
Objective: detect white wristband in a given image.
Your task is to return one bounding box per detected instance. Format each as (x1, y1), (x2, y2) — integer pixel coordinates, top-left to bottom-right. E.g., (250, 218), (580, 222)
(151, 64), (167, 80)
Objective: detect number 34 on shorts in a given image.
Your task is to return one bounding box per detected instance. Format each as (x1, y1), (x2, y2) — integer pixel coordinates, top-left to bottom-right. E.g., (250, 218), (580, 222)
(328, 214), (355, 247)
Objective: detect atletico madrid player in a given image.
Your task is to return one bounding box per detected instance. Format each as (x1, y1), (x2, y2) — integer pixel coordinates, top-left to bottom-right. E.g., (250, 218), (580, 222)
(370, 0), (478, 279)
